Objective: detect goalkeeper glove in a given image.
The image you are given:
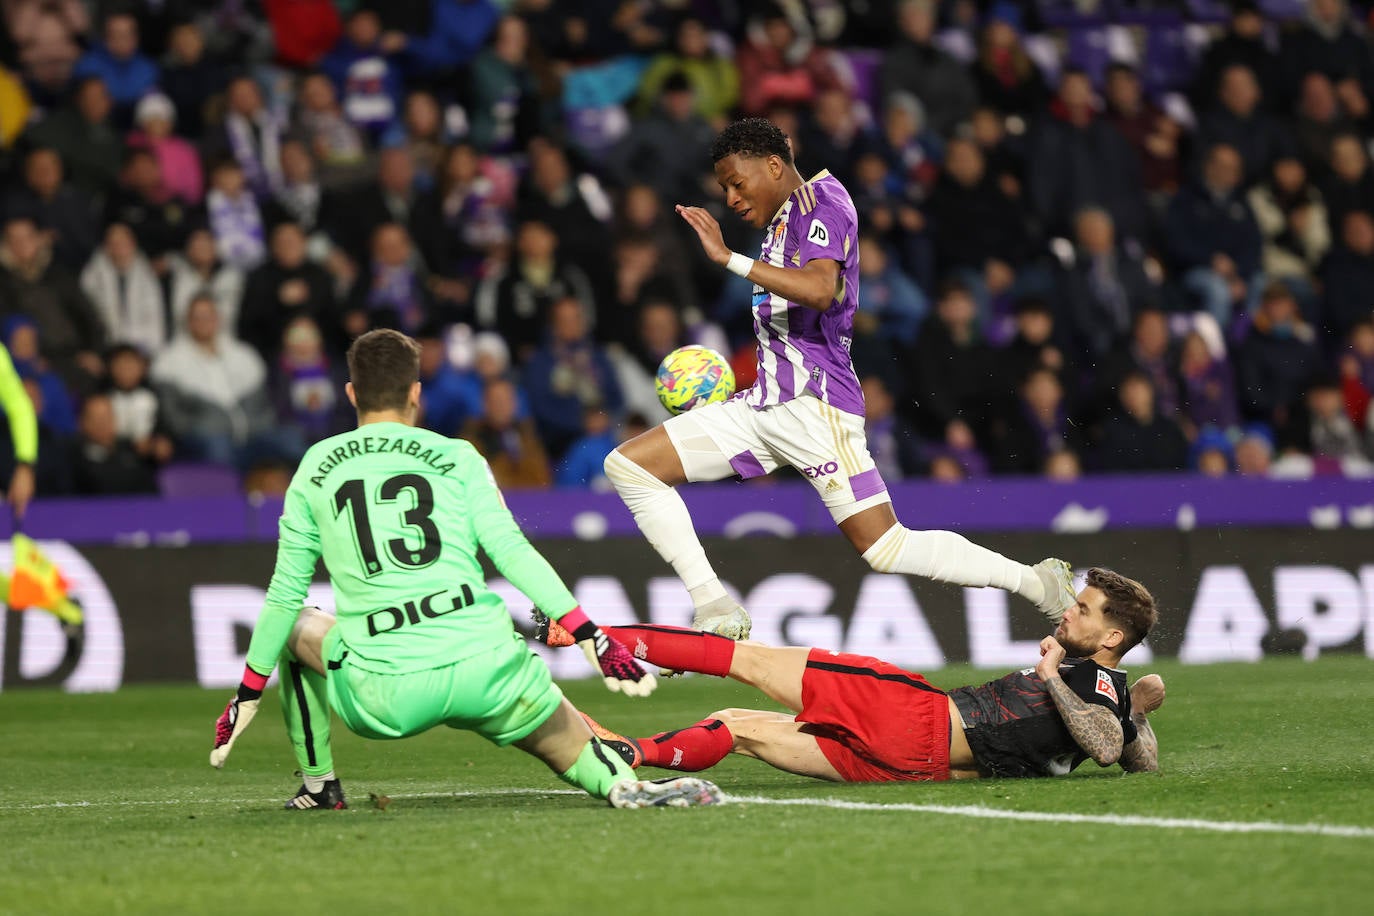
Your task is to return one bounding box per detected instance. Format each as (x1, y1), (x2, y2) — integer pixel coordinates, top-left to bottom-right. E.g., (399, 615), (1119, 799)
(557, 607), (657, 697)
(210, 667), (268, 768)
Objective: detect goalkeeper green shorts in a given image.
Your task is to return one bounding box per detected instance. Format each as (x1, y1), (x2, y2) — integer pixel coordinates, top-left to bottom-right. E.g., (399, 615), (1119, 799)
(324, 630), (564, 746)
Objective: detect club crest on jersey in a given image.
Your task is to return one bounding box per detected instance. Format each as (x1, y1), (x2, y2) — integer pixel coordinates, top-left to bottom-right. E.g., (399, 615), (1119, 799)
(1095, 669), (1119, 703)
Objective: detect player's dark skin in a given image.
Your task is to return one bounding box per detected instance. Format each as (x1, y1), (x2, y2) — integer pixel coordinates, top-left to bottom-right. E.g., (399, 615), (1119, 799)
(619, 151), (902, 555)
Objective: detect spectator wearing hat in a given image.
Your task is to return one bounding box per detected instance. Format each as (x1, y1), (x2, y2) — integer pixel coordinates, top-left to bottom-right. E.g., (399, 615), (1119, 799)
(1192, 427), (1235, 477)
(127, 92), (203, 205)
(1234, 424), (1276, 477)
(611, 71), (716, 208)
(271, 315), (351, 444)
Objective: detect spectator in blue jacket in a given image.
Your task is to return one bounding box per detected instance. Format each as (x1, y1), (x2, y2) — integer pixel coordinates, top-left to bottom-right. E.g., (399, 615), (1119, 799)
(1165, 143), (1264, 328)
(72, 12), (158, 122)
(387, 0), (500, 82)
(523, 296), (624, 461)
(320, 9), (406, 139)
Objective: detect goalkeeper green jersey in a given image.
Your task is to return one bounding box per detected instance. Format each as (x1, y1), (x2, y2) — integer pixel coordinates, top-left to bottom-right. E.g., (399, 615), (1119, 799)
(245, 421), (578, 676)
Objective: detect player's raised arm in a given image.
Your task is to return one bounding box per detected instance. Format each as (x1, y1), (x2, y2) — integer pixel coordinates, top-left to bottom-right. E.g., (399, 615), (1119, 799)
(676, 204), (841, 312)
(465, 453), (656, 696)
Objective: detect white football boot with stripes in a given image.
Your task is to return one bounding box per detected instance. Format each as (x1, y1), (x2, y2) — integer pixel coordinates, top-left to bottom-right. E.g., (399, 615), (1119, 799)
(607, 776), (724, 809)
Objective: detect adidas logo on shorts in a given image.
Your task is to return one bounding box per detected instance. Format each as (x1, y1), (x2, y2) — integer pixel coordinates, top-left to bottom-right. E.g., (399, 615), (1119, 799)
(823, 478), (843, 495)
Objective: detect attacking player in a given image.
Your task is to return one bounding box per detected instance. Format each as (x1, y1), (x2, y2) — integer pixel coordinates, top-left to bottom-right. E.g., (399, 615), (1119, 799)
(605, 118), (1075, 640)
(209, 329), (722, 810)
(537, 568), (1163, 781)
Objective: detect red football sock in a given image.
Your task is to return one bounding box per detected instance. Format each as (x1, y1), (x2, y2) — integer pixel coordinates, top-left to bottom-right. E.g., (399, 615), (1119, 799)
(638, 718), (734, 771)
(601, 625), (736, 677)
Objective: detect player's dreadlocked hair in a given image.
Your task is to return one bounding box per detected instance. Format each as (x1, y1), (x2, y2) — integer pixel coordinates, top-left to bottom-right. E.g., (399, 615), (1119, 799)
(347, 328), (421, 413)
(710, 117), (793, 165)
(1085, 568), (1158, 652)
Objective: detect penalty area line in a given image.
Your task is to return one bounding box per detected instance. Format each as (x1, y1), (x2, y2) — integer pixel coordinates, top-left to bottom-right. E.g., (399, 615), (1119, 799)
(730, 795), (1374, 839)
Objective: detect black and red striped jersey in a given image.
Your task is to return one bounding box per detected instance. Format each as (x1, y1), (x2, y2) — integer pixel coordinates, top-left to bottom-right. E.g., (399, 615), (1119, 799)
(948, 658), (1136, 778)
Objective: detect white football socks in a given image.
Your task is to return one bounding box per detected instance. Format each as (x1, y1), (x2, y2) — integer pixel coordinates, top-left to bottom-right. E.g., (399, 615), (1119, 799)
(303, 771), (335, 794)
(604, 451), (728, 608)
(860, 525), (1044, 604)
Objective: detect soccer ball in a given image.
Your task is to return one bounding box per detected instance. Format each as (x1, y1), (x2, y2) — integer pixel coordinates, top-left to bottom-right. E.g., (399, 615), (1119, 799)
(655, 345), (736, 415)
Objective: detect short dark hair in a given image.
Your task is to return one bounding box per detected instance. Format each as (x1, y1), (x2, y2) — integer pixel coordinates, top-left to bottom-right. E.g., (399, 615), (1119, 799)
(347, 329), (421, 413)
(1086, 567), (1157, 653)
(710, 117), (792, 165)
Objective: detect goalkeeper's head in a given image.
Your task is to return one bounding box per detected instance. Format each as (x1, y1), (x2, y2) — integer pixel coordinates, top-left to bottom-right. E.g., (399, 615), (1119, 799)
(346, 328), (422, 423)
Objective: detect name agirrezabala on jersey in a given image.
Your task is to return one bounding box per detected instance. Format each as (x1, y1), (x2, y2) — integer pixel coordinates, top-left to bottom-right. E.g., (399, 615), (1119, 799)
(309, 434), (458, 487)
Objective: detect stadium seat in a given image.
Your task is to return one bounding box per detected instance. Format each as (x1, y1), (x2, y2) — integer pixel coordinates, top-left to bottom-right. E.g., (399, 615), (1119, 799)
(157, 463), (242, 498)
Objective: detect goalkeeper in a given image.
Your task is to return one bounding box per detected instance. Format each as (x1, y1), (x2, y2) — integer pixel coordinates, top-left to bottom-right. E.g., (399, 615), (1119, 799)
(211, 329), (721, 810)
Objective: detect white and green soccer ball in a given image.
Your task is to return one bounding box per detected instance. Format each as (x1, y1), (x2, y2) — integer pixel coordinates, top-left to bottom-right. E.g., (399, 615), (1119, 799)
(654, 345), (736, 415)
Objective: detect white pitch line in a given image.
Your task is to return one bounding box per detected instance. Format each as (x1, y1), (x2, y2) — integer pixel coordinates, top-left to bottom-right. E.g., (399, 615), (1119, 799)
(728, 795), (1374, 838)
(5, 788), (1374, 838)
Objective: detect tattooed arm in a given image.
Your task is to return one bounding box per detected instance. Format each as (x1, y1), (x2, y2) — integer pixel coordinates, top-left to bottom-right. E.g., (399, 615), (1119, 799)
(1120, 674), (1165, 773)
(1035, 637), (1124, 767)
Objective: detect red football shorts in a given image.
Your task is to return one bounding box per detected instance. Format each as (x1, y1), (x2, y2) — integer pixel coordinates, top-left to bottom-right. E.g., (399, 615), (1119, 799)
(796, 649), (951, 782)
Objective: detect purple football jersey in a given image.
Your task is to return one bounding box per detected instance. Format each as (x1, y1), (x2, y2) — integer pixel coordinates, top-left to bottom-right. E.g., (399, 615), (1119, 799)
(742, 170), (865, 416)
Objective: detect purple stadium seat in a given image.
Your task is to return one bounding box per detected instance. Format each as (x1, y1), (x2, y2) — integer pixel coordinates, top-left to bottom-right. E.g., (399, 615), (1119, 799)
(1066, 27), (1112, 87)
(843, 48), (883, 110)
(1142, 24), (1194, 95)
(1184, 0), (1231, 24)
(157, 463), (241, 498)
(1257, 0), (1308, 19)
(1036, 0), (1108, 29)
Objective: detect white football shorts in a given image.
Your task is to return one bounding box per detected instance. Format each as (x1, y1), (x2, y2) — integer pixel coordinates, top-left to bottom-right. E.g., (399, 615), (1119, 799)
(662, 393), (891, 524)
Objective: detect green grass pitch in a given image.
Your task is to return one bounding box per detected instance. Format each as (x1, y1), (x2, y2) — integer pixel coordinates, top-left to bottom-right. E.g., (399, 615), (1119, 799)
(2, 656), (1372, 916)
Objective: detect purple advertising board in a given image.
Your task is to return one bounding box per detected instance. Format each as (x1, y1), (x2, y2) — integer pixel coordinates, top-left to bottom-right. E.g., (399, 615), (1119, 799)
(10, 474), (1374, 545)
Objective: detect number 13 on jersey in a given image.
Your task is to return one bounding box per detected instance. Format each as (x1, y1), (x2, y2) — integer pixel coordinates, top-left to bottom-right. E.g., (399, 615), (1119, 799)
(333, 475), (443, 576)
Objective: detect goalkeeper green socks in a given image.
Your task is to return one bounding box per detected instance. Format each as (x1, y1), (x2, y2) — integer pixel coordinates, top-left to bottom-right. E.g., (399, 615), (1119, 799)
(280, 654), (335, 778)
(559, 738), (635, 799)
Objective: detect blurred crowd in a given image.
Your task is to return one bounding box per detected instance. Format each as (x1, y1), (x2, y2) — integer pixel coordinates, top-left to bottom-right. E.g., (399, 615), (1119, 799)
(3, 0), (1374, 497)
